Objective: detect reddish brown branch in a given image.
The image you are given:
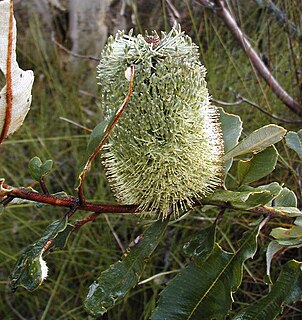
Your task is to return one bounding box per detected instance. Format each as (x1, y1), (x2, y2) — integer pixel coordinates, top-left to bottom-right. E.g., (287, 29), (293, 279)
(3, 184), (137, 213)
(1, 183), (294, 222)
(71, 212), (98, 233)
(199, 0), (302, 116)
(0, 0), (14, 144)
(77, 65), (135, 203)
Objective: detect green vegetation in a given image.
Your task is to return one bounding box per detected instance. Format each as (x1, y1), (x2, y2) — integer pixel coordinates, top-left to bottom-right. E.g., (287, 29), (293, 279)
(0, 1), (301, 319)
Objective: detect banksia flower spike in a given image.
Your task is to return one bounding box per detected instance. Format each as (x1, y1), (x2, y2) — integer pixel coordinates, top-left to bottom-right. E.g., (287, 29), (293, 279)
(98, 26), (224, 218)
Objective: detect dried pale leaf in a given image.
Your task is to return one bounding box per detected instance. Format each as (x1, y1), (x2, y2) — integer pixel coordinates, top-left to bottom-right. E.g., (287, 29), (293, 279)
(0, 0), (34, 140)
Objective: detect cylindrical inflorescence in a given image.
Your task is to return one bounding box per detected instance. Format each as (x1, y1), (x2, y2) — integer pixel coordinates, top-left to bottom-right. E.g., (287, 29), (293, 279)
(97, 27), (224, 218)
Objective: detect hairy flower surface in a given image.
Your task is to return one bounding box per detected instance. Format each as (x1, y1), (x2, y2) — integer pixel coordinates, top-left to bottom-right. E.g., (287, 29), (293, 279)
(98, 27), (223, 217)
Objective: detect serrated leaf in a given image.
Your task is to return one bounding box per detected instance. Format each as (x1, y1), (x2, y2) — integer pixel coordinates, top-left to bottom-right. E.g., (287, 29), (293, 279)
(84, 219), (169, 317)
(10, 216), (69, 291)
(206, 182), (282, 209)
(233, 260), (302, 320)
(218, 108), (243, 174)
(0, 0), (34, 143)
(151, 221), (264, 320)
(223, 125), (286, 161)
(237, 146), (278, 185)
(285, 130), (302, 160)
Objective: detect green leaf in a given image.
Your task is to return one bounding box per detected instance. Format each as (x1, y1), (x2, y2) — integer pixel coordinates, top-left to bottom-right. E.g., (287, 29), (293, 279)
(285, 130), (302, 160)
(86, 120), (109, 156)
(265, 241), (284, 284)
(151, 221), (264, 320)
(28, 156), (43, 181)
(223, 125), (286, 161)
(273, 187), (297, 207)
(270, 225), (302, 247)
(270, 225), (302, 240)
(28, 157), (53, 181)
(10, 216), (69, 291)
(183, 222), (216, 259)
(295, 217), (302, 227)
(206, 182), (282, 209)
(52, 223), (73, 249)
(0, 205), (4, 215)
(237, 146), (278, 185)
(272, 207), (301, 217)
(218, 108), (243, 174)
(40, 159), (53, 176)
(76, 118), (113, 189)
(84, 219), (169, 317)
(233, 260), (302, 320)
(232, 183), (282, 209)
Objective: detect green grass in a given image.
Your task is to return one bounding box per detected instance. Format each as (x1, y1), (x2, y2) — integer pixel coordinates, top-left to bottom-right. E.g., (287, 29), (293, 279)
(0, 1), (301, 319)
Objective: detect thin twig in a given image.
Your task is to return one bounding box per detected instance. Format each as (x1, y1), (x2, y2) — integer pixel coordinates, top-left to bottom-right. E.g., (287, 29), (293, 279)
(59, 117), (92, 132)
(212, 96), (302, 124)
(71, 212), (98, 233)
(104, 214), (125, 253)
(51, 32), (100, 61)
(0, 194), (15, 206)
(77, 65), (135, 204)
(199, 0), (302, 116)
(39, 177), (50, 194)
(254, 0), (302, 44)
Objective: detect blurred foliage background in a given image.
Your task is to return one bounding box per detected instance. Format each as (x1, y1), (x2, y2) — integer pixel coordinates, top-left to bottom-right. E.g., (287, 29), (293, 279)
(0, 0), (301, 319)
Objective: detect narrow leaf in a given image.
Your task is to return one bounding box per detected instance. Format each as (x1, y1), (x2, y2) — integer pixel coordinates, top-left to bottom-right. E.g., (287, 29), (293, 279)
(0, 0), (34, 143)
(265, 241), (284, 284)
(218, 108), (243, 174)
(84, 219), (169, 317)
(233, 260), (302, 320)
(237, 146), (278, 185)
(151, 221), (264, 320)
(223, 125), (286, 161)
(10, 216), (69, 291)
(86, 120), (109, 156)
(285, 130), (302, 160)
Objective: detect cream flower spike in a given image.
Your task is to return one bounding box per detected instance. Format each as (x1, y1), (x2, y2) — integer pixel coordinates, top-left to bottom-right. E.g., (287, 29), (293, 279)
(98, 26), (224, 218)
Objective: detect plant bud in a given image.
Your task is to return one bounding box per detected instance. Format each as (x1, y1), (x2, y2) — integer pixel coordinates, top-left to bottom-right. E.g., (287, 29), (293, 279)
(97, 27), (223, 218)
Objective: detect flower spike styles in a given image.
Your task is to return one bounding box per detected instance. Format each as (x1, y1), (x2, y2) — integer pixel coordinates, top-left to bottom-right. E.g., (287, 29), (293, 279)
(98, 27), (224, 218)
